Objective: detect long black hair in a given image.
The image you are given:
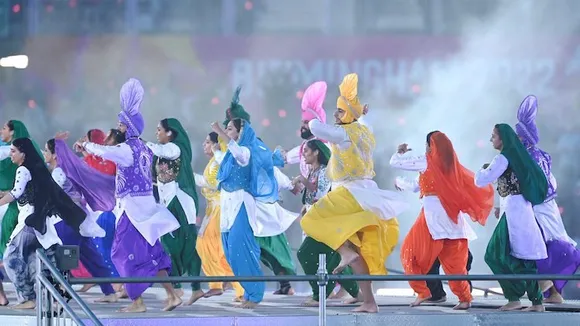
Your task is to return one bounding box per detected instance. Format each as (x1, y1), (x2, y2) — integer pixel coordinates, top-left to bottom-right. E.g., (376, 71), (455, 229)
(12, 137), (86, 234)
(106, 128), (125, 145)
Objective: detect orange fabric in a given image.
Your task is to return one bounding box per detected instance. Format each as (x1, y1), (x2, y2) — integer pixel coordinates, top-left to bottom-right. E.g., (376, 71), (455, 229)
(426, 131), (494, 225)
(401, 210), (472, 302)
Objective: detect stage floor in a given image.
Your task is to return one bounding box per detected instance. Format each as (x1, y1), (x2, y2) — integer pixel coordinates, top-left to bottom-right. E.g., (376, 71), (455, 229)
(1, 283), (580, 326)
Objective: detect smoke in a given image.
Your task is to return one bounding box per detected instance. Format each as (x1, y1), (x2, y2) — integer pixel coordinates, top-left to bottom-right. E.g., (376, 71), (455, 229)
(370, 0), (580, 274)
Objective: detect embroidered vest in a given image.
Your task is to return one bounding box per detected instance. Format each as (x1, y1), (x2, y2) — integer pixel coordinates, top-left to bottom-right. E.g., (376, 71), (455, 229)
(327, 122), (375, 182)
(115, 138), (154, 198)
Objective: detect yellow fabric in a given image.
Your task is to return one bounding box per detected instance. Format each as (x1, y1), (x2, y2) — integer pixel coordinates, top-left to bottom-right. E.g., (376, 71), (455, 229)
(336, 73), (364, 124)
(327, 122), (376, 182)
(196, 158), (244, 297)
(300, 186), (399, 275)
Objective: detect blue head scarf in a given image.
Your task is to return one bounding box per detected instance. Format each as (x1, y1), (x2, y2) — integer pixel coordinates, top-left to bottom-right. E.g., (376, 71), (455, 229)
(217, 120), (278, 203)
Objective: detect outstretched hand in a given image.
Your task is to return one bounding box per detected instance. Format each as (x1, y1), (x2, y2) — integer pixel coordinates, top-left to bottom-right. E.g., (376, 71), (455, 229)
(210, 121), (222, 134)
(54, 131), (70, 140)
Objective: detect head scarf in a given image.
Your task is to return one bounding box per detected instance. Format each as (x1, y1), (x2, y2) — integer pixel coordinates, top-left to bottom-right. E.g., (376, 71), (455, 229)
(12, 138), (86, 234)
(496, 123), (548, 205)
(307, 139), (331, 165)
(336, 73), (364, 124)
(426, 131), (494, 225)
(0, 120), (43, 190)
(223, 86), (251, 127)
(217, 120), (278, 203)
(515, 95), (539, 147)
(53, 139), (116, 212)
(164, 118), (199, 211)
(118, 78), (145, 138)
(301, 81), (327, 123)
(88, 129), (106, 145)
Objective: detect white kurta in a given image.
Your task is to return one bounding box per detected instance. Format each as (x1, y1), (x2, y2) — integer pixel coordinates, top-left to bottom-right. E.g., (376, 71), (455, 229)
(308, 118), (408, 220)
(83, 142), (179, 246)
(8, 166), (61, 249)
(389, 151), (477, 241)
(475, 154), (547, 260)
(146, 141), (197, 225)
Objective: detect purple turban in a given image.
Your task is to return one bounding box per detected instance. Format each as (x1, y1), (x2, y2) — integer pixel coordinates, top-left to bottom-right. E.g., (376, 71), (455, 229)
(118, 78), (145, 138)
(515, 95), (539, 147)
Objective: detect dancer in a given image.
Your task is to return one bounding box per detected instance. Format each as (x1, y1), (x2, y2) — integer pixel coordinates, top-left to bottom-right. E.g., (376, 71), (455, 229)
(515, 95), (580, 303)
(475, 123), (548, 312)
(221, 93), (298, 296)
(147, 118), (204, 305)
(195, 132), (244, 300)
(0, 137), (86, 309)
(78, 78), (182, 312)
(295, 139), (361, 306)
(45, 137), (117, 303)
(425, 251), (474, 303)
(210, 89), (279, 308)
(301, 73), (408, 313)
(390, 131), (494, 309)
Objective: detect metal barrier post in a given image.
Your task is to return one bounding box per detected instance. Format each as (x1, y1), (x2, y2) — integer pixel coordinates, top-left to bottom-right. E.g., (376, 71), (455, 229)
(36, 255), (43, 326)
(317, 253), (327, 326)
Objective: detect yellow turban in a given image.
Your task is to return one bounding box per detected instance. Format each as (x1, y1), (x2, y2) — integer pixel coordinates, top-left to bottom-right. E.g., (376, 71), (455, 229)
(336, 73), (364, 124)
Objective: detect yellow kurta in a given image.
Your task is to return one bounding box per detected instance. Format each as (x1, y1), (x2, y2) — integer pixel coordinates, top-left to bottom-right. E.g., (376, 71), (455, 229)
(196, 156), (244, 297)
(301, 122), (400, 275)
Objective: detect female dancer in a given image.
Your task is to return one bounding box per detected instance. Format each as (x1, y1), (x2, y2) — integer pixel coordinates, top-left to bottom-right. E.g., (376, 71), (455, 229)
(295, 139), (361, 306)
(475, 123), (548, 312)
(210, 112), (278, 309)
(0, 137), (86, 309)
(515, 95), (580, 303)
(147, 118), (204, 305)
(301, 73), (408, 313)
(195, 132), (244, 300)
(390, 131), (494, 309)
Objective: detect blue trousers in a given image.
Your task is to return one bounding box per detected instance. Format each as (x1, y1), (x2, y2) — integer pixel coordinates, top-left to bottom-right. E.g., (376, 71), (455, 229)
(55, 221), (115, 295)
(221, 204), (265, 303)
(93, 211), (119, 277)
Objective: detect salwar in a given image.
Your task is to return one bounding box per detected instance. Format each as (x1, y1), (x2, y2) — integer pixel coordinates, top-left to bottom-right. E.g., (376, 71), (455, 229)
(297, 236), (359, 301)
(111, 213), (172, 300)
(160, 197), (202, 291)
(93, 211), (119, 277)
(3, 226), (57, 303)
(427, 250), (473, 300)
(401, 210), (472, 302)
(0, 202), (19, 255)
(196, 200), (243, 297)
(485, 214), (542, 304)
(55, 221), (115, 295)
(255, 233), (296, 276)
(70, 261), (91, 278)
(221, 204), (265, 303)
(536, 239), (580, 295)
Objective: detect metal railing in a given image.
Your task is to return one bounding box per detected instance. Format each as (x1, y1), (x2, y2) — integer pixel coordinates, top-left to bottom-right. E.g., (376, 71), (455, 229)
(36, 249), (103, 326)
(35, 251), (580, 326)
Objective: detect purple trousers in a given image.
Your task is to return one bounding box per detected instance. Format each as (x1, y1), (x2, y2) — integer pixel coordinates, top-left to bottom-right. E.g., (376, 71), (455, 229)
(111, 213), (172, 300)
(537, 239), (580, 295)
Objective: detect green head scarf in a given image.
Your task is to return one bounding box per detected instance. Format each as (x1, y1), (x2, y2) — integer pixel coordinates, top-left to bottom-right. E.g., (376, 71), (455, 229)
(0, 120), (43, 190)
(165, 118), (199, 211)
(495, 123), (548, 205)
(223, 86), (251, 127)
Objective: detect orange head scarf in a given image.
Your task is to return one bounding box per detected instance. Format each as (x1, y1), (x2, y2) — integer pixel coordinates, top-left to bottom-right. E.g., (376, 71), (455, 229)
(426, 131), (494, 225)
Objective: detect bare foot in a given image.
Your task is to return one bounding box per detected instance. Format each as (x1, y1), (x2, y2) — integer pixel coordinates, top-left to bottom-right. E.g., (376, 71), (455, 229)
(118, 301), (147, 313)
(499, 301), (522, 311)
(78, 284), (95, 293)
(539, 280), (554, 293)
(410, 296), (432, 307)
(343, 292), (364, 304)
(544, 292), (564, 304)
(329, 287), (348, 299)
(117, 288), (128, 299)
(233, 296), (244, 303)
(163, 296), (182, 311)
(352, 302), (378, 313)
(453, 302), (471, 310)
(113, 284), (124, 292)
(301, 298), (320, 307)
(523, 304), (545, 312)
(223, 282), (233, 291)
(236, 301), (258, 309)
(426, 296), (447, 303)
(10, 301), (35, 310)
(0, 292), (9, 306)
(333, 252), (359, 274)
(95, 294), (118, 303)
(203, 289), (224, 298)
(175, 288), (184, 298)
(185, 290), (205, 306)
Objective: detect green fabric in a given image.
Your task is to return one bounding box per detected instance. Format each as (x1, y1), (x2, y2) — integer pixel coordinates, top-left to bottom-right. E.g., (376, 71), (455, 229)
(223, 86), (251, 126)
(0, 202), (18, 255)
(496, 123), (548, 205)
(484, 214), (542, 304)
(0, 120), (43, 191)
(160, 197), (202, 291)
(297, 236), (359, 301)
(255, 233), (296, 276)
(165, 118), (199, 212)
